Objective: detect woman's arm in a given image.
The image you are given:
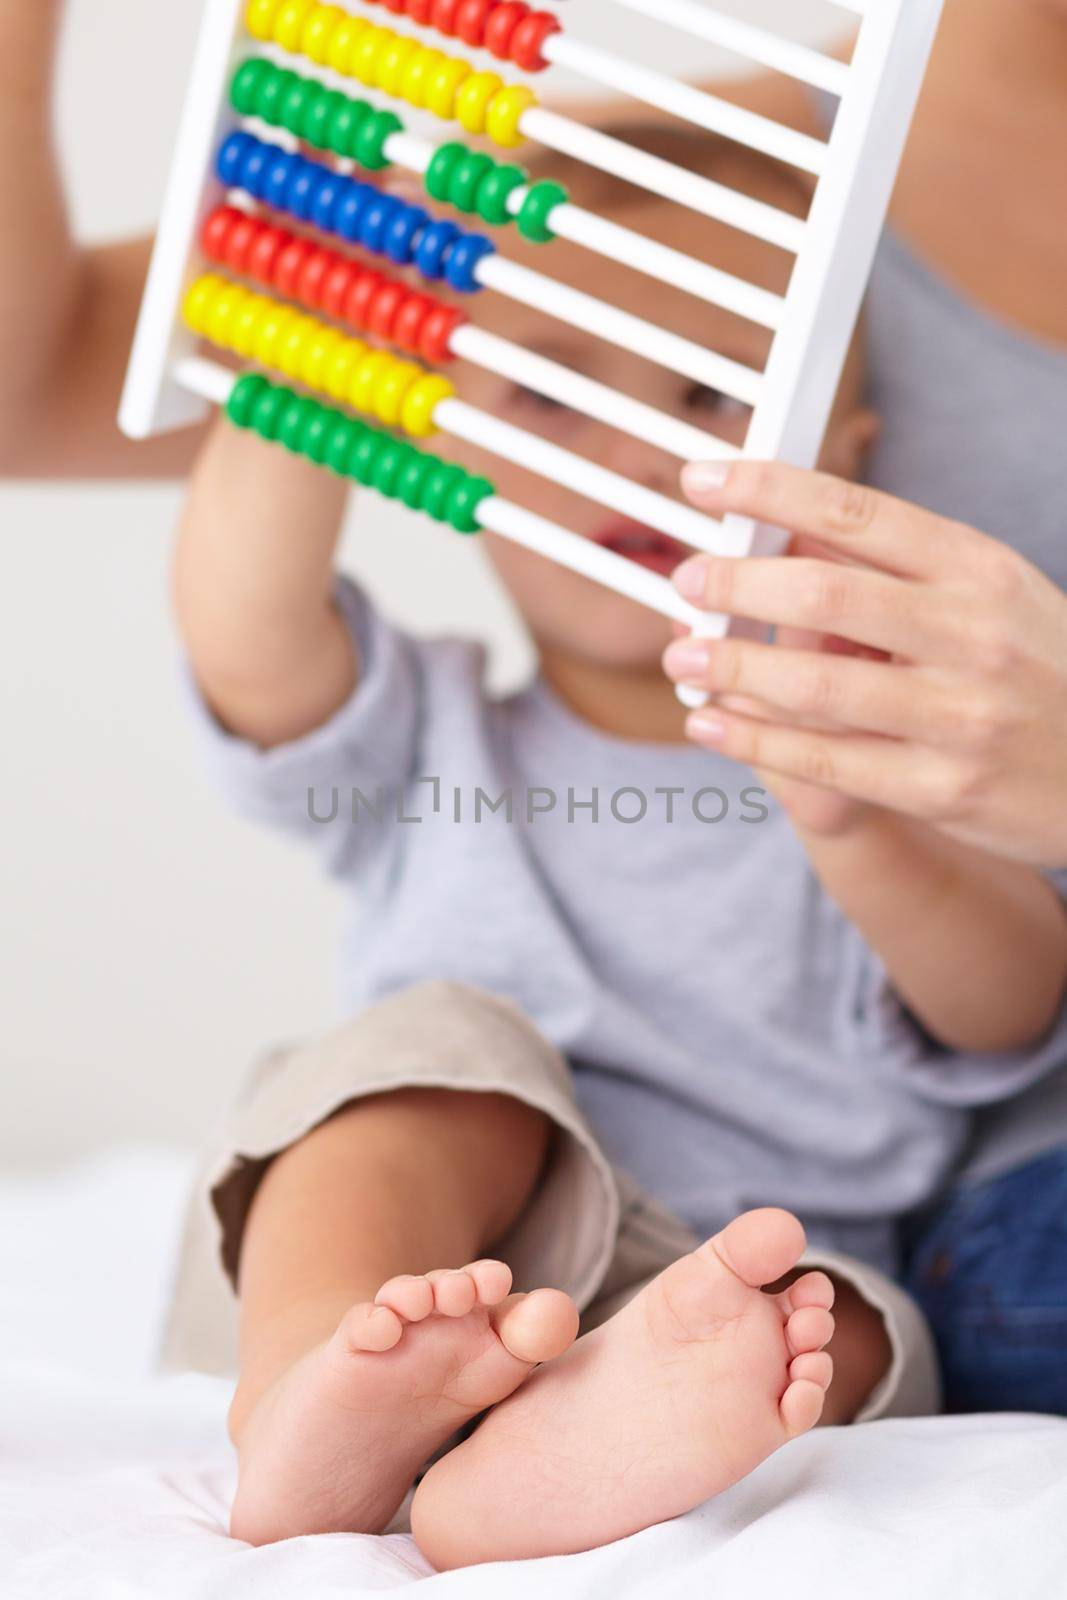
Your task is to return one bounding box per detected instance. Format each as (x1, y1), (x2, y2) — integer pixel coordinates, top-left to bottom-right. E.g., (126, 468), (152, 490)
(0, 0), (205, 478)
(174, 418), (355, 747)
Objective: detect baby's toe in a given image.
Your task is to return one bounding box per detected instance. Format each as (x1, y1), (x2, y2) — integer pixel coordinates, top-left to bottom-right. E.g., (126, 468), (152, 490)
(776, 1269), (835, 1315)
(375, 1274), (436, 1322)
(428, 1269), (478, 1317)
(779, 1376), (827, 1439)
(492, 1288), (580, 1364)
(710, 1207), (807, 1290)
(464, 1259), (514, 1307)
(785, 1304), (835, 1356)
(339, 1302), (404, 1354)
(789, 1350), (833, 1390)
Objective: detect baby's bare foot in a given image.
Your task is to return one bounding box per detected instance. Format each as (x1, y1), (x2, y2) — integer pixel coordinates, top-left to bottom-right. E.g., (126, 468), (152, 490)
(230, 1260), (578, 1545)
(411, 1209), (834, 1567)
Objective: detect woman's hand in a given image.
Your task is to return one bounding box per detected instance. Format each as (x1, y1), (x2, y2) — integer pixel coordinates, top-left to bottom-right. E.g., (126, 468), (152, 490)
(663, 460), (1067, 868)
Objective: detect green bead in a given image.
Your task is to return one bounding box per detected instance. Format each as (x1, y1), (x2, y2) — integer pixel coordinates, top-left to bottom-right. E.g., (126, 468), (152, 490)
(226, 372), (269, 430)
(354, 108), (402, 171)
(349, 430), (384, 485)
(250, 382), (293, 442)
(419, 462), (463, 521)
(450, 150), (495, 214)
(371, 439), (414, 498)
(397, 452), (436, 510)
(425, 143), (465, 204)
(277, 396), (321, 455)
(301, 406), (334, 464)
(327, 96), (371, 159)
(230, 58), (270, 118)
(446, 473), (493, 533)
(257, 66), (297, 128)
(476, 163), (526, 226)
(517, 180), (567, 243)
(303, 86), (347, 151)
(280, 75), (320, 137)
(324, 416), (363, 476)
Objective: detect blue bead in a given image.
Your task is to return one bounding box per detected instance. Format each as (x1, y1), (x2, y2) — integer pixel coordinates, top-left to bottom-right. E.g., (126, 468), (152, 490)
(384, 204), (428, 266)
(262, 149), (298, 212)
(285, 159), (319, 222)
(444, 233), (494, 293)
(358, 194), (400, 254)
(216, 132), (254, 189)
(414, 219), (461, 282)
(304, 168), (342, 231)
(334, 182), (374, 243)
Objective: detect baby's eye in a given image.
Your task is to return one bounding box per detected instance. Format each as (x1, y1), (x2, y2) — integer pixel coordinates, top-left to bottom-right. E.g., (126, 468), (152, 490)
(684, 383), (749, 422)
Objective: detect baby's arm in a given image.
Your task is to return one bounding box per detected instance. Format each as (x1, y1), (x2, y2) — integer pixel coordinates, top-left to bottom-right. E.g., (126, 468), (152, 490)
(0, 0), (205, 478)
(798, 811), (1067, 1055)
(174, 418), (355, 747)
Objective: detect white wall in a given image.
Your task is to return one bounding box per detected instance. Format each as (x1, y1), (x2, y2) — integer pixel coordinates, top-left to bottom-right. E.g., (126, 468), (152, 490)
(0, 0), (838, 1168)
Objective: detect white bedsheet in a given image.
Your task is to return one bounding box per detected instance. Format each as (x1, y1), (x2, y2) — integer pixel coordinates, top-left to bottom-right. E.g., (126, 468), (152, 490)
(2, 1149), (1065, 1598)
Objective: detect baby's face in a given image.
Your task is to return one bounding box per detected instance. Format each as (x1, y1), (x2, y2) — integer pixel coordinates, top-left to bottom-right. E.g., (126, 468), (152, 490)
(438, 177), (867, 671)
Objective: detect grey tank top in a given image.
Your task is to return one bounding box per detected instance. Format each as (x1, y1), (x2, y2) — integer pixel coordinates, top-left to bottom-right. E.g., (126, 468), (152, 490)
(861, 226), (1067, 1185)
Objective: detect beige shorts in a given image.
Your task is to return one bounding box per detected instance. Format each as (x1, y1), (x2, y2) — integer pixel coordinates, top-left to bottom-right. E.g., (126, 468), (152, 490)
(164, 981), (941, 1422)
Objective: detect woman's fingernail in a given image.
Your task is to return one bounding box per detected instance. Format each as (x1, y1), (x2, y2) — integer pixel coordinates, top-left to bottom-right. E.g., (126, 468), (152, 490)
(686, 710), (726, 744)
(672, 554), (710, 602)
(682, 461), (730, 497)
(663, 639), (710, 679)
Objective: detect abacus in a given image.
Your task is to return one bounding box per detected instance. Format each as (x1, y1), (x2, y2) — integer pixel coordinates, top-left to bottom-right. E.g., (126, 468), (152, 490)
(120, 0), (944, 640)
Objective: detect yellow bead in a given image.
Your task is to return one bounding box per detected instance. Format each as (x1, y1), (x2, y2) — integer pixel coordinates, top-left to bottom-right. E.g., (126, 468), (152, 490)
(325, 15), (366, 75)
(401, 46), (443, 110)
(349, 350), (392, 416)
(231, 300), (263, 360)
(425, 56), (472, 120)
(485, 84), (535, 148)
(182, 276), (220, 336)
(302, 5), (345, 65)
(349, 26), (389, 87)
(273, 0), (315, 52)
(276, 316), (317, 380)
(245, 0), (282, 42)
(455, 71), (503, 136)
(373, 359), (420, 427)
(205, 284), (247, 346)
(300, 327), (344, 391)
(400, 374), (453, 437)
(322, 338), (367, 402)
(376, 34), (420, 98)
(254, 305), (299, 368)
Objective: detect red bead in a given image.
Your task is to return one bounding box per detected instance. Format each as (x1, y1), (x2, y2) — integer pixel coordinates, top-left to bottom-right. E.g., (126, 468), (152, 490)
(296, 246), (334, 309)
(420, 304), (464, 364)
(320, 258), (361, 321)
(223, 214), (258, 273)
(344, 269), (385, 330)
(510, 10), (559, 70)
(484, 0), (527, 58)
(380, 0), (407, 10)
(274, 237), (314, 300)
(246, 224), (288, 285)
(456, 0), (492, 46)
(404, 0), (435, 19)
(430, 0), (463, 36)
(392, 292), (432, 353)
(367, 281), (407, 340)
(201, 205), (238, 263)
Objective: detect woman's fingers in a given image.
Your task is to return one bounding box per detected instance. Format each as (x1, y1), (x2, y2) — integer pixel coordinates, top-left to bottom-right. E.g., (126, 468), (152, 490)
(681, 459), (968, 580)
(663, 637), (958, 742)
(671, 552), (958, 661)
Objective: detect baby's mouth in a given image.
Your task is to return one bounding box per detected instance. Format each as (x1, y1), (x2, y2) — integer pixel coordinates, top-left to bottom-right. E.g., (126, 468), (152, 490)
(593, 520), (690, 578)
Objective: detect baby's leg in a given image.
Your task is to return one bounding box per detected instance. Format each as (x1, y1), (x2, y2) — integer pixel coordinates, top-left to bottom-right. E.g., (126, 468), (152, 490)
(228, 1087), (578, 1545)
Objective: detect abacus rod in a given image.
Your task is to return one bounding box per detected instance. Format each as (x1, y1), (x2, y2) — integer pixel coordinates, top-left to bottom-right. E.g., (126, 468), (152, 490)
(593, 0), (851, 96)
(539, 34), (829, 175)
(434, 398), (730, 554)
(173, 355), (709, 626)
(519, 108), (806, 254)
(447, 325), (741, 462)
(472, 255), (764, 400)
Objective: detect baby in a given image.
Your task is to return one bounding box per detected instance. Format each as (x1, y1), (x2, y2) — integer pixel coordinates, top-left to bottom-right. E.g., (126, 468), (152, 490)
(169, 121), (1067, 1567)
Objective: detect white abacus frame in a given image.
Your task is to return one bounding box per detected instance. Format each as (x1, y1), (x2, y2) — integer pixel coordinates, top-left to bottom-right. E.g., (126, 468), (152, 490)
(120, 0), (944, 640)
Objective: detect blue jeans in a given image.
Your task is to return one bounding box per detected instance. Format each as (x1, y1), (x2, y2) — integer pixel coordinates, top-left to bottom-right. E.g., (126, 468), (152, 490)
(900, 1150), (1067, 1415)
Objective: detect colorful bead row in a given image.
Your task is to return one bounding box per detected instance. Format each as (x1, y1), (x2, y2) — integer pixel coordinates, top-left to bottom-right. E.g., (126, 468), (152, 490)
(425, 141), (566, 239)
(230, 56), (399, 169)
(358, 0), (560, 73)
(244, 0), (536, 147)
(216, 132), (495, 292)
(227, 372), (493, 532)
(184, 273), (456, 437)
(201, 205), (467, 364)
